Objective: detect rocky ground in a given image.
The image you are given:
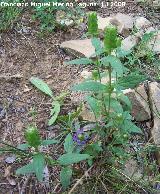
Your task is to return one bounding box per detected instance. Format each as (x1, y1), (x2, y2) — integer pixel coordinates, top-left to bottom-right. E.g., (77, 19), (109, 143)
(0, 1), (160, 193)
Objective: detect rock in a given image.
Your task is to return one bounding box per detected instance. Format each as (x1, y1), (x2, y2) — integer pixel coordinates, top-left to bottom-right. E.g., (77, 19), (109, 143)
(83, 123), (96, 131)
(123, 84), (151, 121)
(97, 15), (112, 31)
(148, 82), (160, 145)
(70, 91), (86, 104)
(0, 105), (5, 119)
(148, 32), (160, 54)
(123, 159), (143, 179)
(5, 155), (16, 164)
(121, 35), (139, 51)
(153, 0), (160, 9)
(145, 27), (156, 34)
(60, 39), (95, 58)
(110, 13), (133, 37)
(80, 70), (92, 80)
(80, 104), (96, 122)
(56, 10), (74, 27)
(135, 17), (152, 30)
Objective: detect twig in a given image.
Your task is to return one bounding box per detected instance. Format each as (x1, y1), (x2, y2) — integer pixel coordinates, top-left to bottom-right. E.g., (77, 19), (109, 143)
(68, 166), (93, 194)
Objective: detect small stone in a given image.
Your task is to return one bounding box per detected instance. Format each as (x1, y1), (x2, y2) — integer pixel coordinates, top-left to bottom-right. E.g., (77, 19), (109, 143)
(135, 17), (152, 30)
(0, 105), (5, 119)
(121, 35), (139, 51)
(60, 39), (95, 58)
(5, 155), (16, 164)
(83, 124), (96, 131)
(123, 84), (151, 121)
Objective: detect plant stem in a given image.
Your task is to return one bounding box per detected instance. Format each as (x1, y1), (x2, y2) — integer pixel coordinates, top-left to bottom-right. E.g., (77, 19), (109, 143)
(108, 65), (112, 114)
(95, 58), (108, 116)
(0, 141), (31, 156)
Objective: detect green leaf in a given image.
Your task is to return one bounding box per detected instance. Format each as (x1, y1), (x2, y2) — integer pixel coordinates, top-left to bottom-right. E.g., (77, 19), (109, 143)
(17, 143), (30, 150)
(48, 101), (60, 126)
(72, 81), (106, 92)
(60, 166), (72, 189)
(100, 55), (123, 76)
(16, 163), (34, 176)
(58, 153), (90, 165)
(64, 133), (74, 153)
(91, 37), (104, 57)
(30, 77), (53, 97)
(121, 120), (142, 134)
(117, 73), (147, 89)
(91, 37), (102, 51)
(105, 97), (123, 113)
(65, 58), (93, 65)
(84, 142), (103, 157)
(16, 154), (45, 181)
(86, 96), (101, 118)
(116, 47), (131, 58)
(33, 154), (45, 181)
(41, 139), (59, 146)
(118, 94), (132, 110)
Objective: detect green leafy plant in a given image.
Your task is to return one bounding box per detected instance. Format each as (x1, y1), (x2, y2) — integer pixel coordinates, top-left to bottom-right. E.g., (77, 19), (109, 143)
(0, 0), (22, 32)
(63, 11), (148, 192)
(1, 11), (158, 193)
(30, 77), (64, 126)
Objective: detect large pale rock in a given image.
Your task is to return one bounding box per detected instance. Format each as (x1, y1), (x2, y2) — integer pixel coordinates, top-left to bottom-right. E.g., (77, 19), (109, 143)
(135, 17), (152, 30)
(110, 13), (133, 37)
(123, 159), (142, 179)
(148, 32), (160, 54)
(80, 70), (92, 80)
(123, 85), (151, 121)
(80, 105), (96, 122)
(149, 82), (160, 145)
(60, 39), (95, 58)
(121, 35), (139, 51)
(97, 15), (112, 31)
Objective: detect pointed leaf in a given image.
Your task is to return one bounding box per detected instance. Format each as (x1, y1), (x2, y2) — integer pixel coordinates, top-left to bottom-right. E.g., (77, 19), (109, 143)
(30, 77), (53, 97)
(72, 81), (106, 92)
(33, 154), (45, 181)
(100, 55), (123, 76)
(58, 153), (90, 165)
(86, 96), (101, 118)
(17, 143), (30, 150)
(48, 101), (60, 126)
(41, 139), (59, 146)
(117, 73), (147, 89)
(16, 163), (34, 175)
(64, 133), (74, 153)
(91, 37), (102, 51)
(60, 166), (72, 189)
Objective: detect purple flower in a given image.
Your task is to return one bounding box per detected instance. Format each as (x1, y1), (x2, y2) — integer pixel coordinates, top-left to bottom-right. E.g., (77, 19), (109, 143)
(73, 128), (89, 146)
